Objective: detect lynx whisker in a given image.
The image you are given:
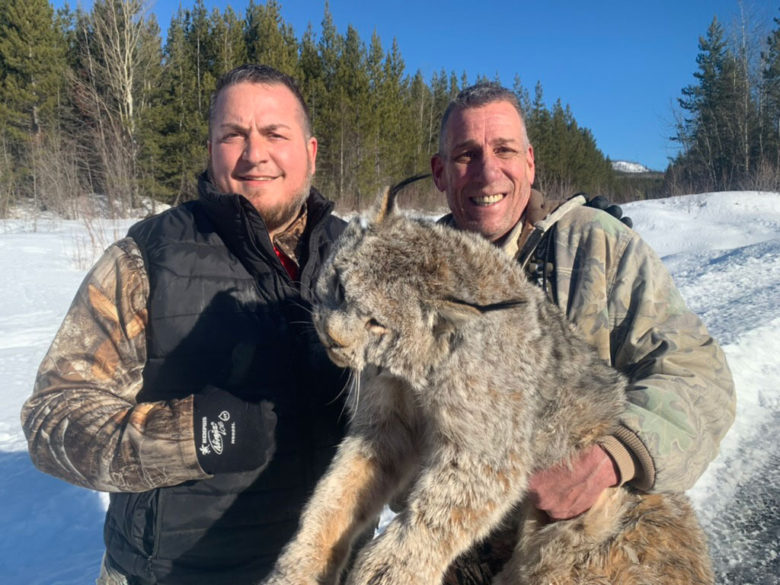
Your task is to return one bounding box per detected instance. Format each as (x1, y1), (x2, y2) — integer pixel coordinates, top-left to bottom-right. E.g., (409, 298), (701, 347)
(347, 369), (362, 422)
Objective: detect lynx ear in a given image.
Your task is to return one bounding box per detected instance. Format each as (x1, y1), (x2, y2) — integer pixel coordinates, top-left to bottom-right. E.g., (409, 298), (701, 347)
(432, 296), (528, 341)
(431, 299), (482, 340)
(372, 173), (432, 224)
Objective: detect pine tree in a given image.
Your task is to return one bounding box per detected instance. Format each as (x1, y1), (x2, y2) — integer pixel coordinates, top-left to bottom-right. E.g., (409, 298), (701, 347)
(359, 30), (385, 203)
(674, 17), (744, 191)
(134, 15), (165, 207)
(314, 2), (345, 201)
(212, 6), (246, 78)
(761, 13), (780, 177)
(185, 0), (217, 119)
(299, 23), (326, 128)
(525, 87), (612, 198)
(150, 5), (210, 204)
(244, 0), (299, 77)
(333, 24), (368, 203)
(669, 14), (779, 192)
(512, 74), (531, 115)
(0, 0), (68, 212)
(67, 0), (162, 211)
(408, 69), (432, 162)
(429, 69), (450, 152)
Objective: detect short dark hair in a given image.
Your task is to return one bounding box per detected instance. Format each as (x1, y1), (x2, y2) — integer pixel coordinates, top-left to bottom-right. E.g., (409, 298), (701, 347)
(208, 64), (313, 139)
(438, 82), (529, 154)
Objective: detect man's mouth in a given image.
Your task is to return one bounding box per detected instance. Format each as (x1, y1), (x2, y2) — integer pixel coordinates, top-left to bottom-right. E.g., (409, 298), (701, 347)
(470, 193), (505, 206)
(239, 175), (278, 182)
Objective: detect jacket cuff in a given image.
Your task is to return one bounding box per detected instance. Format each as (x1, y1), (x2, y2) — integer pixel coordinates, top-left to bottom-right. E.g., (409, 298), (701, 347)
(600, 426), (655, 492)
(182, 394), (213, 478)
(599, 435), (634, 486)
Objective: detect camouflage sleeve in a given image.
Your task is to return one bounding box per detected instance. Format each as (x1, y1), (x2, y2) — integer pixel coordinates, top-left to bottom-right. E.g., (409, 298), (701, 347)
(554, 208), (736, 492)
(21, 238), (209, 492)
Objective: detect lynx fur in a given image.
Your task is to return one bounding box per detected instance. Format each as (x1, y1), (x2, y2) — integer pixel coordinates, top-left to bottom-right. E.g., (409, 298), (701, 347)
(262, 181), (713, 585)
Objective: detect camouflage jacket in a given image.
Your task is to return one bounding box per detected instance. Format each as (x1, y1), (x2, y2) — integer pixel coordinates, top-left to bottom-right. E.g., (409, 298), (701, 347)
(20, 237), (184, 492)
(20, 197), (329, 493)
(441, 191), (735, 492)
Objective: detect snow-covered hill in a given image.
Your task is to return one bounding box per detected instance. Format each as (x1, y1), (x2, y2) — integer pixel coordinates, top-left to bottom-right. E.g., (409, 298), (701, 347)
(612, 160), (653, 173)
(1, 191), (778, 584)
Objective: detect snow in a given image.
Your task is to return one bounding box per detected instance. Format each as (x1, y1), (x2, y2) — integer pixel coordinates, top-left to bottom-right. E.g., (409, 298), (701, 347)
(1, 191), (778, 584)
(611, 160), (653, 173)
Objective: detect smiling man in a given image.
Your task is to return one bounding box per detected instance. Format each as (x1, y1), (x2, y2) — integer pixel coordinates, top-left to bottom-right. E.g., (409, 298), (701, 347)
(433, 97), (535, 243)
(433, 83), (735, 584)
(208, 79), (317, 239)
(22, 65), (349, 585)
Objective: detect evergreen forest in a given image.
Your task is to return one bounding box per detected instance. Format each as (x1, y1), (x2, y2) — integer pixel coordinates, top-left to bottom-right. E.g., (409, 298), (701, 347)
(0, 0), (777, 217)
(669, 13), (780, 195)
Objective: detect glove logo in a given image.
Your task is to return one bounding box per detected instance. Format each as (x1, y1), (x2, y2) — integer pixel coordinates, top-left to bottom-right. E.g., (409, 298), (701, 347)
(206, 419), (227, 455)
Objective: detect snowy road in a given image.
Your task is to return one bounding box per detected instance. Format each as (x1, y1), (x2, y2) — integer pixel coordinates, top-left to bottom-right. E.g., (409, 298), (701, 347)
(1, 192), (778, 584)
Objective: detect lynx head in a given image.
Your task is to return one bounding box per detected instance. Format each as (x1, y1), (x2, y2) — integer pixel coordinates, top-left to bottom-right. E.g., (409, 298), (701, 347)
(313, 175), (530, 385)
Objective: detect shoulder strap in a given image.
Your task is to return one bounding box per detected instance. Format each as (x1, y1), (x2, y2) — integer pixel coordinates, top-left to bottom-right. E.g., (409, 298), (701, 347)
(516, 194), (587, 269)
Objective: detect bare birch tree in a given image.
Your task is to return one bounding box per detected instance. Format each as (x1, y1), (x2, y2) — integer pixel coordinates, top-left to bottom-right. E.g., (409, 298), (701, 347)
(74, 0), (158, 214)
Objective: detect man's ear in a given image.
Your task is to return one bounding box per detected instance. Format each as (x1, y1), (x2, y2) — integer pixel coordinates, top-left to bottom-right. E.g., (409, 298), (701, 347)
(431, 154), (446, 193)
(431, 299), (481, 341)
(526, 143), (535, 185)
(307, 136), (318, 175)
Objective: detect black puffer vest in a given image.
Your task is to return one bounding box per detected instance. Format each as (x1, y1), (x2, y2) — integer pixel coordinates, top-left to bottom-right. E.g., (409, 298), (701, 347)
(104, 176), (349, 584)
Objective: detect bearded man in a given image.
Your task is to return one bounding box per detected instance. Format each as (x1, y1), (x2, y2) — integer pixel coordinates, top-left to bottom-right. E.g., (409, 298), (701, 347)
(22, 64), (349, 585)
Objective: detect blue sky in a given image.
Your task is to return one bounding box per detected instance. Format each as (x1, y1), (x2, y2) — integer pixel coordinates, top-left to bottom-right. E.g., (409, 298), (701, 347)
(58, 0), (774, 171)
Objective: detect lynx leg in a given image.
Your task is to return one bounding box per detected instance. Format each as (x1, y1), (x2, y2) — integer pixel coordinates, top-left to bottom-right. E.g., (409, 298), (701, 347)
(346, 446), (528, 585)
(262, 433), (406, 585)
(496, 489), (713, 585)
(264, 374), (419, 585)
(494, 489), (628, 585)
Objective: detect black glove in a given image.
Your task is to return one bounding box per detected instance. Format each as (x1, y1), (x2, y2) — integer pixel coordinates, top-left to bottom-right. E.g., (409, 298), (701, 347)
(193, 386), (277, 474)
(579, 194), (633, 228)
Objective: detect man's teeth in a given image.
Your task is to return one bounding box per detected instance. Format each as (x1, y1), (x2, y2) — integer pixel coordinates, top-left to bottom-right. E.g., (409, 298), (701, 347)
(471, 194), (504, 205)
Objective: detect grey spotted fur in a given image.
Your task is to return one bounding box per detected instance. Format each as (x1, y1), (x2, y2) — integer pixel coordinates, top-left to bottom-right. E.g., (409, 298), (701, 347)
(261, 184), (713, 585)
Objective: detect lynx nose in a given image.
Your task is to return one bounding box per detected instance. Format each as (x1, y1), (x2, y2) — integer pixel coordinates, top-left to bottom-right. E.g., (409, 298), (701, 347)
(317, 318), (355, 368)
(319, 317), (349, 350)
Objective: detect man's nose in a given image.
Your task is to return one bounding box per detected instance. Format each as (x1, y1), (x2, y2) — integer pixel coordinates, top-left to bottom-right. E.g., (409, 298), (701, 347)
(475, 152), (502, 182)
(242, 134), (268, 163)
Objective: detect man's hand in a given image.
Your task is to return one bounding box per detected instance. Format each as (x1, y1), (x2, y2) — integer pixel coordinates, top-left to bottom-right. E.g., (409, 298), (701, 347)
(193, 386), (277, 474)
(582, 194), (634, 228)
(527, 444), (619, 521)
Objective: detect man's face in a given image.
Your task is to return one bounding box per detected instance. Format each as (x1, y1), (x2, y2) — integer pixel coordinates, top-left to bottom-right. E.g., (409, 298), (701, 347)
(431, 101), (535, 242)
(208, 82), (317, 238)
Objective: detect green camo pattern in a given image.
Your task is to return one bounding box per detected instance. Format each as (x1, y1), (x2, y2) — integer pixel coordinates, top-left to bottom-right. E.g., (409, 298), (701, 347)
(550, 206), (735, 492)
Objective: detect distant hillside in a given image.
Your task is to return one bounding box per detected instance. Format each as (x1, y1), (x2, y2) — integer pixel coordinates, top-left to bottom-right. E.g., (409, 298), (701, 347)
(612, 160), (654, 174)
(610, 161), (665, 202)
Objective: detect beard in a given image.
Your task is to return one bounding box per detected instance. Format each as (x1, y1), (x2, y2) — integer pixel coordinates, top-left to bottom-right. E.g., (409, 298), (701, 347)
(207, 160), (314, 237)
(259, 173), (312, 235)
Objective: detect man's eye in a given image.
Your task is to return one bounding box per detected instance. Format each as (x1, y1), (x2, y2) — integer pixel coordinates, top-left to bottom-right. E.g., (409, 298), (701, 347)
(454, 152), (474, 163)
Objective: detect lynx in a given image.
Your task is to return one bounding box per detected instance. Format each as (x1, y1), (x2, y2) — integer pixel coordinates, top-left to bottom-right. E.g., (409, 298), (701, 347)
(262, 178), (713, 585)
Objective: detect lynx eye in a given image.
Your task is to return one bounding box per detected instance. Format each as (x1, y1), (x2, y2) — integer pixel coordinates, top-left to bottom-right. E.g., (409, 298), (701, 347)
(334, 280), (346, 305)
(365, 318), (387, 335)
(319, 270), (345, 307)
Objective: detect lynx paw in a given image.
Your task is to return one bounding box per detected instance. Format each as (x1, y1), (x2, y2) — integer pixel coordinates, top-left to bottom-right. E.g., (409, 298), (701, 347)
(348, 562), (413, 585)
(347, 548), (425, 585)
(261, 567), (320, 585)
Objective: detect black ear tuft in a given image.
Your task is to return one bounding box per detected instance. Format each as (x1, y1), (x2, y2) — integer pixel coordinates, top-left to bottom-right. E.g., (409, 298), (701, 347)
(432, 299), (482, 339)
(374, 173), (432, 224)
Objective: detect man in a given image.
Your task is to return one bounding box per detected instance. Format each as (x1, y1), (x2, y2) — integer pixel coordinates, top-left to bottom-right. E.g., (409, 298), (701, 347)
(432, 82), (735, 582)
(22, 65), (349, 585)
